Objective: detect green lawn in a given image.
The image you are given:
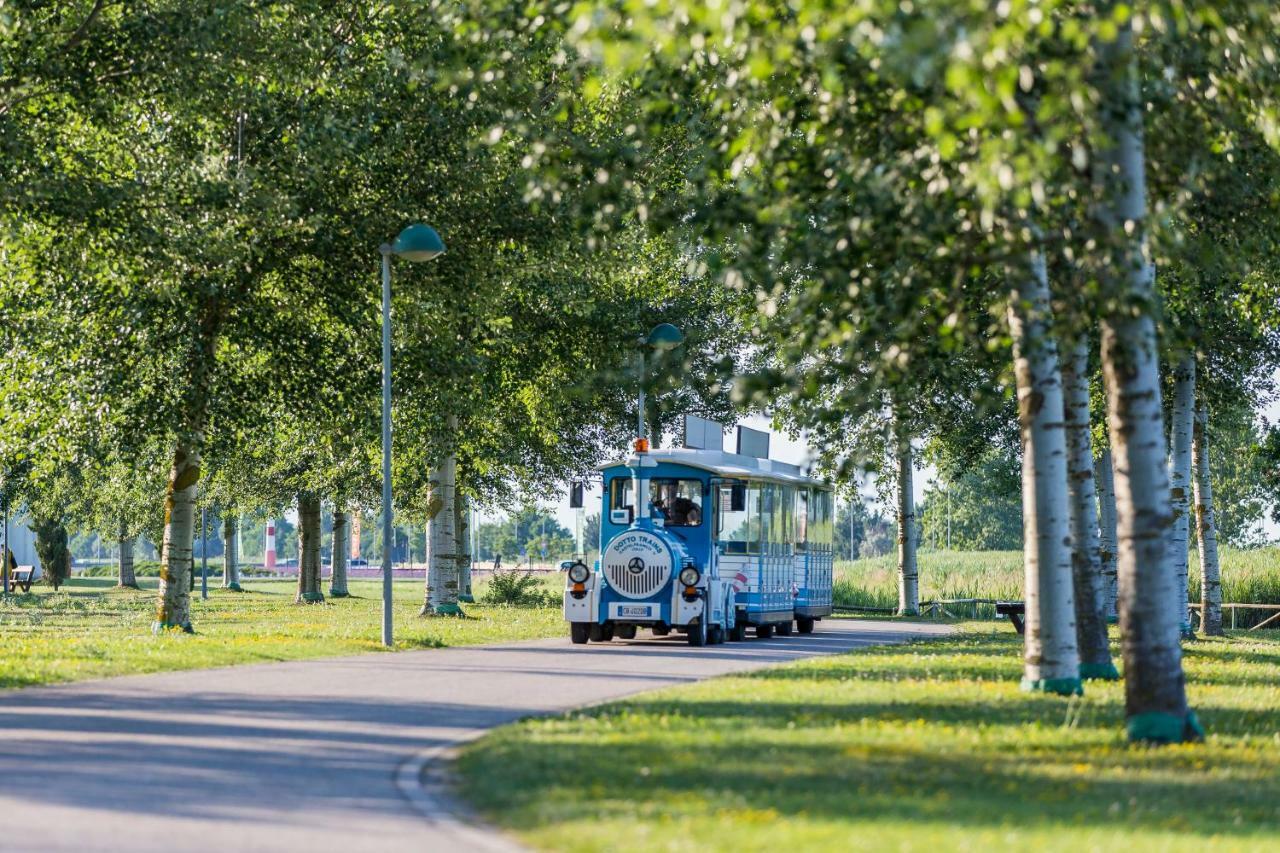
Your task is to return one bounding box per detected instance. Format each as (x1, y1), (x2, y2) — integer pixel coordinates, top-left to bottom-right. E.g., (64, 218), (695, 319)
(0, 577), (563, 689)
(457, 623), (1280, 852)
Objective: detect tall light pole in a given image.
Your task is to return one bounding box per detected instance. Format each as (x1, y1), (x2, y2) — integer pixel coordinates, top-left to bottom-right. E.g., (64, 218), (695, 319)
(380, 223), (445, 647)
(632, 323), (684, 522)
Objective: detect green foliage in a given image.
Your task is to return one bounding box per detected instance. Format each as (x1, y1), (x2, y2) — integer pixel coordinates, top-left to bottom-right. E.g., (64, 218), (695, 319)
(475, 508), (574, 564)
(919, 450), (1023, 551)
(480, 568), (558, 608)
(457, 626), (1280, 852)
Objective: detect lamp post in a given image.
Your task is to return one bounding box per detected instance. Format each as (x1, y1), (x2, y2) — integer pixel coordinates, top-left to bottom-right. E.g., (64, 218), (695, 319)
(632, 324), (684, 522)
(380, 223), (445, 647)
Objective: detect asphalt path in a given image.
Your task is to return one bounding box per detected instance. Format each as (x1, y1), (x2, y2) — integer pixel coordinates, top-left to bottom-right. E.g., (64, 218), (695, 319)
(0, 618), (952, 852)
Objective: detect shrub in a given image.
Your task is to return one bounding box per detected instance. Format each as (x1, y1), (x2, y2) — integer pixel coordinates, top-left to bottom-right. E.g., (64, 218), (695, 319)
(481, 569), (557, 607)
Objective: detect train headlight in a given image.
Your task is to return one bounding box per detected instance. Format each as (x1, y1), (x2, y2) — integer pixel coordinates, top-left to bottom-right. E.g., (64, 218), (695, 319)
(567, 561), (591, 584)
(678, 566), (701, 587)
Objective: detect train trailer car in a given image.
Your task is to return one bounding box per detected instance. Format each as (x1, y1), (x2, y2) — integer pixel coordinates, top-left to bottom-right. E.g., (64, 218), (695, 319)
(563, 428), (833, 645)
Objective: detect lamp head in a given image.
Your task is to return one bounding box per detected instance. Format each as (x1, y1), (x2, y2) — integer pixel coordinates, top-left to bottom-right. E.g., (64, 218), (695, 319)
(646, 323), (684, 352)
(392, 224), (445, 262)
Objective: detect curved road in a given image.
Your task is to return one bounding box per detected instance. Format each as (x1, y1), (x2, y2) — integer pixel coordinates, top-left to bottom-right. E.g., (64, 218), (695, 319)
(0, 619), (951, 852)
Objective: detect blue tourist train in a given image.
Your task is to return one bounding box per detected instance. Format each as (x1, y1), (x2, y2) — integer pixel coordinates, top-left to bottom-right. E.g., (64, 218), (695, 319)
(563, 418), (834, 645)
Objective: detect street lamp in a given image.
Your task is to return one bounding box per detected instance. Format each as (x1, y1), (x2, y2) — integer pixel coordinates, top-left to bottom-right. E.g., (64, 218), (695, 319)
(380, 223), (445, 647)
(635, 323), (684, 449)
(631, 324), (683, 526)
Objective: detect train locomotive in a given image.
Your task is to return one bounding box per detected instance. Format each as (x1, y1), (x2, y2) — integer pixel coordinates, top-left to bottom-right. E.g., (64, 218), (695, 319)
(564, 419), (834, 646)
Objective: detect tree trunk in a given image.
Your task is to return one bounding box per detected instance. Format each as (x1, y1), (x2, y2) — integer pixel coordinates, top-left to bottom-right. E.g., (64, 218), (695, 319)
(32, 517), (70, 591)
(329, 507), (350, 597)
(1168, 354), (1195, 637)
(1007, 252), (1081, 695)
(295, 492), (324, 604)
(456, 492), (473, 603)
(894, 424), (918, 616)
(1095, 449), (1119, 621)
(154, 441), (200, 631)
(1193, 401), (1223, 636)
(422, 428), (463, 617)
(118, 521), (137, 589)
(1094, 14), (1198, 743)
(1061, 335), (1117, 680)
(222, 514), (241, 590)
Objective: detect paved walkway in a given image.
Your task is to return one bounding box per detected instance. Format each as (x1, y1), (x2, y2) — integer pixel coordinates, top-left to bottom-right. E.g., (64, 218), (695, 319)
(0, 619), (951, 852)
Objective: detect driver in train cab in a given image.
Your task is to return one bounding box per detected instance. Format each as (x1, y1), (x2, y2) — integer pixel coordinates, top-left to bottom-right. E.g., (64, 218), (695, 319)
(667, 495), (701, 526)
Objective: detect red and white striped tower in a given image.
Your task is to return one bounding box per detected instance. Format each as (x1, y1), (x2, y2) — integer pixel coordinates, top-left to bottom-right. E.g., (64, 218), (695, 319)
(265, 521), (277, 570)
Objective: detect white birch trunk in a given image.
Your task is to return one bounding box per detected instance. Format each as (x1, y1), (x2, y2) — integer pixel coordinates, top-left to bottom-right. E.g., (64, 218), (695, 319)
(1192, 401), (1223, 636)
(456, 493), (473, 603)
(295, 492), (324, 603)
(222, 514), (240, 590)
(1008, 252), (1081, 694)
(1095, 449), (1119, 620)
(1094, 13), (1197, 742)
(118, 522), (137, 588)
(330, 508), (350, 597)
(1167, 355), (1195, 636)
(154, 440), (200, 631)
(423, 416), (462, 616)
(1062, 335), (1116, 679)
(895, 427), (918, 616)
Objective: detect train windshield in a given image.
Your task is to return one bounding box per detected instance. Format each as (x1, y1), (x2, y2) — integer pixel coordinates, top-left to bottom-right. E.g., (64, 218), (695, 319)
(651, 479), (703, 527)
(610, 476), (703, 527)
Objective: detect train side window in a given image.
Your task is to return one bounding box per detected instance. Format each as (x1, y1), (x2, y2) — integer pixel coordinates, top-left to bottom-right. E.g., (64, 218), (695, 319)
(717, 482), (759, 554)
(609, 478), (633, 514)
(795, 488), (808, 553)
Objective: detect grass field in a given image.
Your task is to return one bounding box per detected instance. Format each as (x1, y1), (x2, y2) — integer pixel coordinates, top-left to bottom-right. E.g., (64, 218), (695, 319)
(457, 623), (1280, 852)
(836, 547), (1280, 622)
(0, 577), (563, 689)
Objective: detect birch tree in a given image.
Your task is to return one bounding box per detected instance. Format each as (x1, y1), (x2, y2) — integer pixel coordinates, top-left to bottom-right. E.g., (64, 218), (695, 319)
(1092, 14), (1198, 743)
(1060, 335), (1116, 680)
(894, 426), (919, 617)
(1007, 255), (1081, 695)
(329, 508), (350, 598)
(1094, 450), (1119, 620)
(1192, 401), (1223, 636)
(295, 492), (324, 604)
(222, 515), (241, 592)
(1166, 355), (1196, 637)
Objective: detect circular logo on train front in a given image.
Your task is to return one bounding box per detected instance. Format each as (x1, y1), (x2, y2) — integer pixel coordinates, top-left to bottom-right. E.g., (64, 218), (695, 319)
(627, 557), (646, 575)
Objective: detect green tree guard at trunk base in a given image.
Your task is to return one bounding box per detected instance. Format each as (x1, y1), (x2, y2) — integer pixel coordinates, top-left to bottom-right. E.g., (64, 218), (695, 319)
(1079, 662), (1121, 681)
(1127, 711), (1204, 745)
(1020, 677), (1084, 696)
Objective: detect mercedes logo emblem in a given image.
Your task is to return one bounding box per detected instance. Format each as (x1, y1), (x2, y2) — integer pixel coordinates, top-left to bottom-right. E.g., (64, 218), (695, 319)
(627, 557), (646, 575)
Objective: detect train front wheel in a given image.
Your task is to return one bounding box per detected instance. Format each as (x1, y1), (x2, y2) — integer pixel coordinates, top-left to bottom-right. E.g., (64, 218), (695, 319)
(797, 616), (816, 634)
(756, 624), (775, 639)
(570, 623), (590, 644)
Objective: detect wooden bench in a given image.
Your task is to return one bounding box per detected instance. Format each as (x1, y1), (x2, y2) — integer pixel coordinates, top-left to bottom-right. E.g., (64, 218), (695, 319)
(996, 601), (1026, 635)
(6, 565), (35, 594)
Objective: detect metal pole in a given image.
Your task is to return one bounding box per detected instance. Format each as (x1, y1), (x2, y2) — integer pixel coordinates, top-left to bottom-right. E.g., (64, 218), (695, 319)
(946, 481), (951, 550)
(380, 246), (394, 647)
(2, 496), (8, 596)
(637, 351), (646, 441)
(200, 507), (208, 599)
(849, 500), (854, 560)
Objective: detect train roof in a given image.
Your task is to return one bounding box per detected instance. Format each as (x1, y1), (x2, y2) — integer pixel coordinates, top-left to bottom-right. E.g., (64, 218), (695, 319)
(600, 447), (832, 489)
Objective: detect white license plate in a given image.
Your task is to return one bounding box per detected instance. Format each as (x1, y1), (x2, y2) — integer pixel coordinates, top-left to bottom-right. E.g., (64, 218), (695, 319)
(611, 603), (656, 620)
